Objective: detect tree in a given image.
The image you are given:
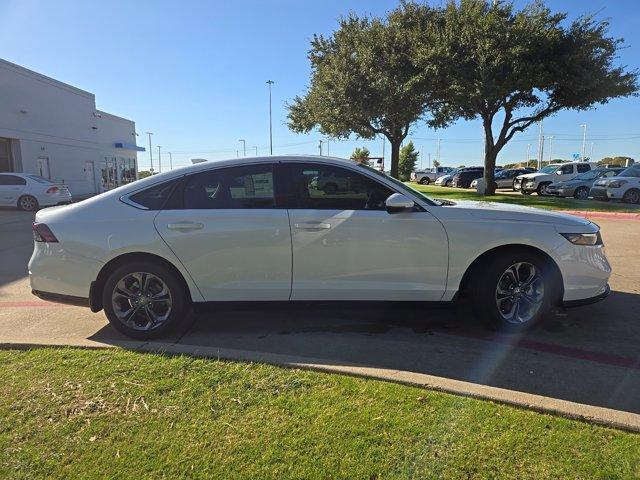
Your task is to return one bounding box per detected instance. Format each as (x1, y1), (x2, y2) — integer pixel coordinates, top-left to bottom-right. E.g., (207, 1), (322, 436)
(350, 147), (371, 165)
(432, 159), (441, 169)
(398, 141), (419, 180)
(598, 156), (634, 167)
(423, 0), (638, 194)
(287, 4), (449, 179)
(138, 170), (152, 179)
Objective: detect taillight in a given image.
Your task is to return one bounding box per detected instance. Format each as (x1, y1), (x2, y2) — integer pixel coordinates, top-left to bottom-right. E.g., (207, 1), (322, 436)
(46, 186), (59, 194)
(32, 223), (59, 243)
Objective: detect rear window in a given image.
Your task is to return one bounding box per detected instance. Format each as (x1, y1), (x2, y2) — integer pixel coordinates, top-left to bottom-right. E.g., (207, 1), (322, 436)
(128, 179), (179, 210)
(27, 175), (53, 184)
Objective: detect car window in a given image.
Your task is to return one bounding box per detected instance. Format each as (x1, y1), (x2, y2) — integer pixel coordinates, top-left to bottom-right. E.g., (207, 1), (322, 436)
(0, 174), (26, 186)
(573, 169), (601, 181)
(576, 164), (591, 173)
(128, 179), (180, 210)
(26, 175), (53, 184)
(184, 164), (275, 209)
(603, 169), (621, 178)
(540, 165), (559, 174)
(558, 164), (574, 174)
(284, 163), (394, 210)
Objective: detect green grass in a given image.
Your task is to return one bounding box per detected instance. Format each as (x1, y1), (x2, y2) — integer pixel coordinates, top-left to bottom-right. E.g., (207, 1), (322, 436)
(410, 184), (640, 212)
(0, 348), (638, 479)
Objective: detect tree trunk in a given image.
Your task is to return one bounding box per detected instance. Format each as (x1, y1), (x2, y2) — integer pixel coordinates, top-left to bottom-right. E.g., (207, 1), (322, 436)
(482, 118), (497, 195)
(389, 139), (401, 179)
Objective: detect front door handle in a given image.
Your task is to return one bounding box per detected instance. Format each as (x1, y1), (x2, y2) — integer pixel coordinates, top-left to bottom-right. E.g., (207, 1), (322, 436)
(167, 222), (204, 232)
(294, 222), (331, 231)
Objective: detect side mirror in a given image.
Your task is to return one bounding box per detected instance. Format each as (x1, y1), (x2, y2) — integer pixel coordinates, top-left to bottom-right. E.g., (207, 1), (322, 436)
(556, 170), (563, 175)
(385, 193), (415, 213)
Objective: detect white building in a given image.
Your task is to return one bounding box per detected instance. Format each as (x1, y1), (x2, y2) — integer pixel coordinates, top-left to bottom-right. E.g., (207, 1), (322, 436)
(0, 58), (144, 197)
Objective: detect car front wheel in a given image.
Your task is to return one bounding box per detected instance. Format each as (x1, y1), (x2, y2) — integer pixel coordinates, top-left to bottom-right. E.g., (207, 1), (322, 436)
(537, 183), (550, 196)
(574, 187), (589, 200)
(102, 261), (189, 340)
(623, 188), (640, 204)
(419, 177), (430, 185)
(470, 250), (555, 332)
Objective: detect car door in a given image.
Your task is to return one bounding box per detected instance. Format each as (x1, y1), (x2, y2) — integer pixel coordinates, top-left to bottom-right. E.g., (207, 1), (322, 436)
(154, 163), (292, 301)
(0, 174), (26, 206)
(279, 162), (449, 301)
(556, 164), (576, 181)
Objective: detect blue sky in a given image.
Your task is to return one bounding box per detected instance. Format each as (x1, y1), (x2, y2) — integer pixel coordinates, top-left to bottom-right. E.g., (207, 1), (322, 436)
(1, 0), (639, 170)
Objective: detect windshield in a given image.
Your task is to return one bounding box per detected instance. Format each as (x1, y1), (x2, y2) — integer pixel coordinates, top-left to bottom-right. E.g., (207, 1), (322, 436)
(358, 164), (438, 205)
(26, 175), (53, 184)
(619, 165), (640, 178)
(539, 165), (559, 174)
(572, 170), (602, 181)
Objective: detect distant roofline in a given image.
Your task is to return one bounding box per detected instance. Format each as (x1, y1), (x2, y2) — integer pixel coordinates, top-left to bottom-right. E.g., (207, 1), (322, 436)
(96, 110), (135, 125)
(0, 58), (94, 99)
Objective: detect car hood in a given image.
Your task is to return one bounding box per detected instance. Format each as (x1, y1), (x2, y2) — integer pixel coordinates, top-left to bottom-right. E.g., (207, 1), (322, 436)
(435, 200), (592, 226)
(517, 172), (552, 180)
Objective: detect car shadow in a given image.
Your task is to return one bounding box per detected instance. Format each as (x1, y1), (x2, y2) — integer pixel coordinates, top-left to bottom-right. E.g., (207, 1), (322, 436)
(88, 290), (640, 415)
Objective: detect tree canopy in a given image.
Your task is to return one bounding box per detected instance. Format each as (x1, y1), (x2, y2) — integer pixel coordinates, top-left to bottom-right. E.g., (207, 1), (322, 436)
(399, 141), (420, 180)
(350, 147), (371, 165)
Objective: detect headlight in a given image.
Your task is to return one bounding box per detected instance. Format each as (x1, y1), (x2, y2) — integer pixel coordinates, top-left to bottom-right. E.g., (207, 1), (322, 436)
(560, 232), (603, 246)
(608, 180), (628, 188)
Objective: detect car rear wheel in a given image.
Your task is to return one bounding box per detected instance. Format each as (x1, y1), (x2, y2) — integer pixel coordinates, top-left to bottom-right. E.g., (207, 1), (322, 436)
(623, 188), (640, 204)
(102, 261), (189, 340)
(445, 180), (452, 187)
(574, 187), (589, 200)
(419, 177), (430, 185)
(470, 250), (555, 332)
(18, 195), (39, 212)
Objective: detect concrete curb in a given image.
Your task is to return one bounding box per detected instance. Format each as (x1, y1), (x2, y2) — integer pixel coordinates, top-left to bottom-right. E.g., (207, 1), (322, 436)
(560, 210), (640, 221)
(1, 336), (639, 433)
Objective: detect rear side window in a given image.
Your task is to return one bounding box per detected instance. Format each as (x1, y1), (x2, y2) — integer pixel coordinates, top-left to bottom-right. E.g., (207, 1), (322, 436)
(577, 164), (591, 173)
(183, 164), (275, 209)
(128, 179), (179, 210)
(0, 174), (26, 186)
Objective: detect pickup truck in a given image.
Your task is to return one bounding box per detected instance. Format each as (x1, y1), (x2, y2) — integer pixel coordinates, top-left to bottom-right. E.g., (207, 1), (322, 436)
(411, 166), (454, 184)
(514, 162), (597, 195)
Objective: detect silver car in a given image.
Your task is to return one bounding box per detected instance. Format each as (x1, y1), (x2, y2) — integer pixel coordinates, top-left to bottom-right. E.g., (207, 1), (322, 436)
(546, 167), (624, 199)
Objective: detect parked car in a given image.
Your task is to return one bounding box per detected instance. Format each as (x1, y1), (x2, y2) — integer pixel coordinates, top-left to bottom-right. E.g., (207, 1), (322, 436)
(0, 173), (72, 211)
(470, 168), (536, 191)
(434, 169), (460, 187)
(29, 155), (610, 339)
(514, 162), (597, 195)
(411, 166), (454, 185)
(451, 168), (484, 188)
(589, 165), (640, 204)
(546, 167), (625, 200)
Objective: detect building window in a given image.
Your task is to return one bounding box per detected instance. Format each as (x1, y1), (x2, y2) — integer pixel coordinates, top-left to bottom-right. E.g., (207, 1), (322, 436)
(0, 138), (12, 172)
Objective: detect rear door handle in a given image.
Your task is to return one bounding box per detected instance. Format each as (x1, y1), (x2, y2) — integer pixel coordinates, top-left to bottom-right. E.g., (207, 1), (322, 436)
(167, 222), (204, 232)
(294, 222), (331, 231)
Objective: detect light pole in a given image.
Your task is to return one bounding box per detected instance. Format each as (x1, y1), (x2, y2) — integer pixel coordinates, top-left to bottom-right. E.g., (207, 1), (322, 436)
(252, 146), (258, 156)
(537, 121), (544, 170)
(266, 80), (274, 155)
(239, 139), (246, 157)
(146, 132), (154, 173)
(547, 136), (554, 162)
(580, 124), (587, 161)
(168, 152), (173, 170)
(590, 142), (595, 157)
(526, 143), (531, 165)
(318, 140), (323, 156)
(157, 146), (162, 173)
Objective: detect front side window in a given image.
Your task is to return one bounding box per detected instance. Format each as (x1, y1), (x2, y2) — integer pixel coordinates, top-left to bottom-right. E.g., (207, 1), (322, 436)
(559, 165), (574, 174)
(284, 163), (393, 210)
(184, 164), (275, 209)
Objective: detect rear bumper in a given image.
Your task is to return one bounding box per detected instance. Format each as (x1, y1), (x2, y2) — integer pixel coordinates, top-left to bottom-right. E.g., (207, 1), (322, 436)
(563, 284), (610, 308)
(32, 289), (90, 308)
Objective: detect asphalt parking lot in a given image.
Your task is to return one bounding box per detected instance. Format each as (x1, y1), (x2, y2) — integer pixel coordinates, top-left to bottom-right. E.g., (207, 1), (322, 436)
(1, 208), (639, 416)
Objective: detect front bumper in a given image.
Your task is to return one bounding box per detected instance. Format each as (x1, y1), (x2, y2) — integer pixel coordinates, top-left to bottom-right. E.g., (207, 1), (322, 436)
(563, 284), (610, 308)
(546, 186), (573, 197)
(589, 187), (608, 200)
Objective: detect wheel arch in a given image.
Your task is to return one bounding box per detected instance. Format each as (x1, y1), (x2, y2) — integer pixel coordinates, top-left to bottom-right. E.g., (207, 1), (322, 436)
(89, 252), (194, 312)
(456, 244), (564, 304)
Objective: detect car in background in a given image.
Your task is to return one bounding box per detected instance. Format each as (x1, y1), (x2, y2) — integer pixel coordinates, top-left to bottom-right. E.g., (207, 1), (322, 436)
(29, 155), (611, 339)
(546, 167), (624, 200)
(470, 168), (536, 191)
(0, 173), (72, 211)
(451, 168), (484, 188)
(514, 162), (597, 195)
(411, 166), (454, 185)
(589, 164), (640, 204)
(434, 169), (461, 187)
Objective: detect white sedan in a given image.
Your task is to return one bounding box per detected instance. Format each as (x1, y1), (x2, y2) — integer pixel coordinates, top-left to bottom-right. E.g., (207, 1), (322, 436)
(29, 156), (611, 339)
(0, 173), (72, 211)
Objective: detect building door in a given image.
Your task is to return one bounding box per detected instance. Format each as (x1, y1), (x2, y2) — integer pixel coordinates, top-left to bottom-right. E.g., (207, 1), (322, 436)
(37, 156), (51, 179)
(85, 161), (96, 194)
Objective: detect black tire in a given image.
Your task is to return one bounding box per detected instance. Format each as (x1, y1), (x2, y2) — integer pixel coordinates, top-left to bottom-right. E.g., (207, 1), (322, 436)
(17, 195), (39, 212)
(445, 180), (452, 187)
(536, 182), (550, 196)
(323, 183), (338, 195)
(573, 187), (589, 200)
(521, 190), (532, 195)
(102, 261), (189, 340)
(512, 180), (518, 192)
(623, 188), (640, 204)
(419, 177), (430, 185)
(469, 249), (557, 332)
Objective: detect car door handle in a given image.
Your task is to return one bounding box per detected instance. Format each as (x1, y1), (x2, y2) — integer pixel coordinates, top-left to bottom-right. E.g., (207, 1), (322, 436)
(167, 222), (204, 232)
(294, 222), (331, 231)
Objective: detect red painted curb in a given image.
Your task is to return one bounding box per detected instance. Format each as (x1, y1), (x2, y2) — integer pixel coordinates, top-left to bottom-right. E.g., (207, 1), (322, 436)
(559, 210), (640, 220)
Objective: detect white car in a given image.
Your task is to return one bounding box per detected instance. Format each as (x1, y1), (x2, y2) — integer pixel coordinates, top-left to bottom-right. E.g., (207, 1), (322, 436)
(514, 162), (596, 195)
(29, 155), (611, 339)
(590, 164), (640, 204)
(0, 173), (72, 211)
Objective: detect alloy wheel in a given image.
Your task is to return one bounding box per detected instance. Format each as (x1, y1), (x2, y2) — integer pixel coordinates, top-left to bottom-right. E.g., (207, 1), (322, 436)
(19, 196), (37, 211)
(495, 262), (544, 324)
(575, 187), (589, 200)
(624, 189), (640, 204)
(111, 272), (172, 331)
